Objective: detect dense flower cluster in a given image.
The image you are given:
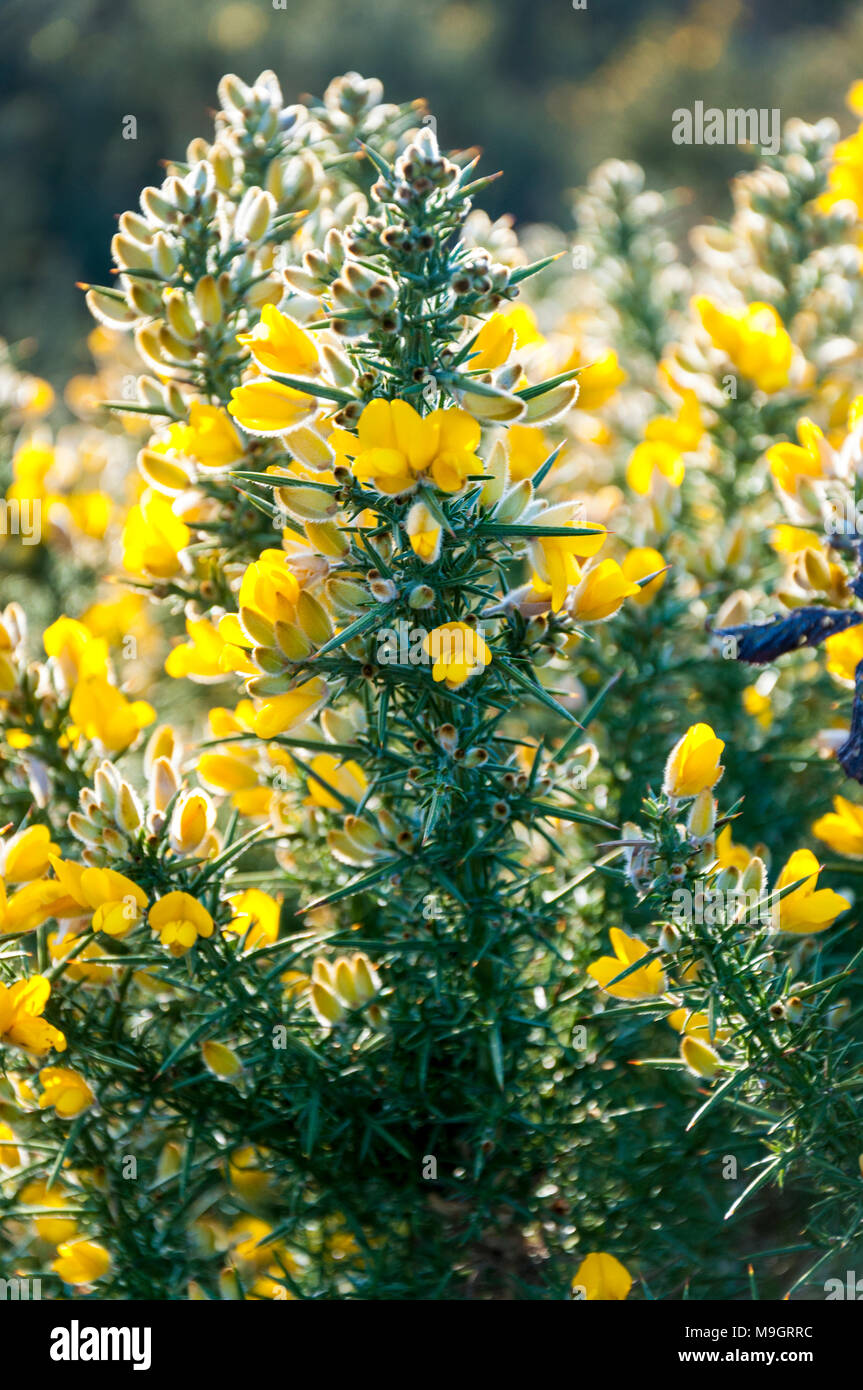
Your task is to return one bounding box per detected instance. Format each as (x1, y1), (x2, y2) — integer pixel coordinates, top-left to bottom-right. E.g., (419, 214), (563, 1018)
(2, 71), (863, 1303)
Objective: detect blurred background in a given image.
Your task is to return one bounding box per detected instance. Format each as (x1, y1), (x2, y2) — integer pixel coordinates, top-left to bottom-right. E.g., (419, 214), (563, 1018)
(2, 0), (862, 381)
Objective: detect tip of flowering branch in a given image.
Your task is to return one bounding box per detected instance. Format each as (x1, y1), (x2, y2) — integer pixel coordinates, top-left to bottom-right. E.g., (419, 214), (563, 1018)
(75, 282), (91, 291)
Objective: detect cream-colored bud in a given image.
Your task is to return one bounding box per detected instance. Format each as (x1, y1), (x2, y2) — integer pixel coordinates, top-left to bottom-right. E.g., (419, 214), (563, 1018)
(802, 546), (832, 592)
(283, 266), (321, 295)
(145, 724), (179, 774)
(321, 343), (356, 388)
(480, 440), (508, 508)
(408, 584), (435, 609)
(523, 380), (579, 424)
(194, 275), (223, 328)
(119, 212), (153, 244)
(140, 186), (176, 224)
(85, 289), (137, 329)
(165, 290), (198, 343)
(304, 520), (348, 559)
(235, 187), (275, 243)
(310, 980), (346, 1027)
(94, 764), (118, 815)
(283, 427), (333, 472)
(495, 479), (533, 523)
(275, 486), (338, 521)
(149, 756), (180, 813)
(686, 790), (715, 841)
(659, 922), (682, 953)
(102, 828), (127, 856)
(111, 233), (153, 272)
(116, 783), (144, 835)
(68, 812), (104, 847)
(741, 855), (767, 896)
(218, 72), (251, 112)
(127, 280), (163, 317)
(210, 145), (234, 192)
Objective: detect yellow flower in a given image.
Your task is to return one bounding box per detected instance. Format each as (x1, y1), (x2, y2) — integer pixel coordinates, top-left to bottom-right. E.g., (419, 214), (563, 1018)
(237, 305), (320, 377)
(38, 1066), (95, 1118)
(681, 1034), (722, 1078)
(621, 546), (667, 605)
(0, 975), (66, 1054)
(572, 1252), (632, 1301)
(183, 401), (245, 469)
(201, 1040), (243, 1080)
(169, 790), (217, 856)
(228, 1145), (273, 1199)
(50, 858), (148, 938)
(820, 123), (863, 214)
(229, 1215), (278, 1271)
(0, 825), (59, 883)
(470, 313), (518, 370)
(305, 753), (367, 810)
(530, 505), (606, 612)
(423, 622), (492, 689)
(405, 500), (442, 563)
(52, 1239), (111, 1285)
(824, 624), (863, 682)
(743, 683), (772, 730)
(569, 559), (640, 623)
(469, 305), (543, 370)
(226, 889), (281, 950)
(149, 891), (216, 955)
(693, 296), (793, 393)
(165, 618), (232, 682)
(626, 439), (684, 495)
(716, 824), (751, 872)
(197, 708), (269, 816)
(770, 524), (820, 556)
(122, 489), (190, 579)
(668, 1008), (730, 1045)
(309, 953), (382, 1027)
(572, 349), (627, 412)
(505, 425), (550, 482)
(813, 795), (863, 858)
(766, 417), (827, 494)
(47, 930), (115, 984)
(254, 676), (329, 737)
(627, 386), (702, 494)
(44, 615), (110, 684)
(663, 723), (725, 797)
(587, 928), (667, 1000)
(21, 1178), (77, 1244)
(0, 1122), (23, 1168)
(0, 877), (68, 936)
(775, 848), (849, 934)
(69, 675), (155, 753)
(228, 378), (316, 436)
(336, 399), (482, 496)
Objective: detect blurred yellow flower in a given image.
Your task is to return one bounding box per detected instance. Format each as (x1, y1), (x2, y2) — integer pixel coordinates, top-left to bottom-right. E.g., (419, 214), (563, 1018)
(812, 795), (863, 858)
(776, 849), (849, 933)
(39, 1066), (95, 1118)
(572, 1252), (632, 1301)
(693, 295), (793, 393)
(587, 928), (667, 999)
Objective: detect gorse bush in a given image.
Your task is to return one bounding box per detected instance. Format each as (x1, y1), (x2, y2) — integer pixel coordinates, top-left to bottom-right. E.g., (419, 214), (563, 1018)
(2, 69), (863, 1301)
